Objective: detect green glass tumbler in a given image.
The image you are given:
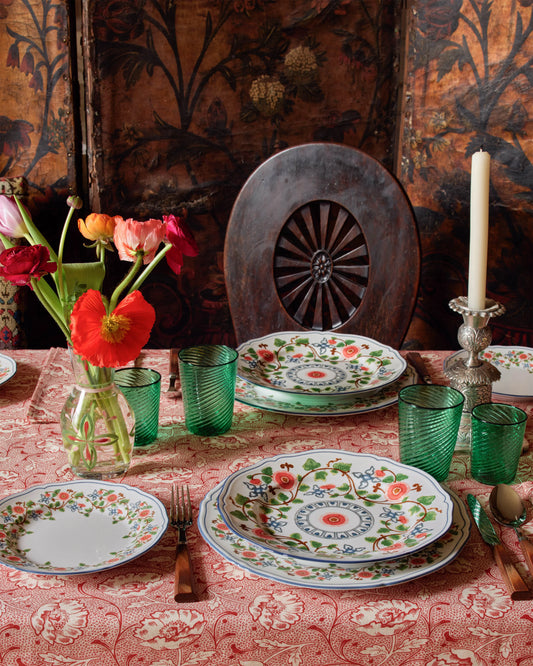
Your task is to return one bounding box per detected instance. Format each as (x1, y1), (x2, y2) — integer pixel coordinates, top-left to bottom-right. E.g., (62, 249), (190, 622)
(179, 345), (238, 436)
(471, 403), (527, 485)
(398, 384), (464, 482)
(115, 368), (161, 446)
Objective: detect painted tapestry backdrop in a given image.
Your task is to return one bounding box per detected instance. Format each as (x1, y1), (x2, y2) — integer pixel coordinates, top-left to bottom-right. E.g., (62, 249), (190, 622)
(83, 0), (400, 350)
(0, 0), (531, 350)
(401, 0), (533, 348)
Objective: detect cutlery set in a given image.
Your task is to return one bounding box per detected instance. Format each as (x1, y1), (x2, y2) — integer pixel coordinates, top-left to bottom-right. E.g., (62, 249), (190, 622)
(467, 487), (533, 600)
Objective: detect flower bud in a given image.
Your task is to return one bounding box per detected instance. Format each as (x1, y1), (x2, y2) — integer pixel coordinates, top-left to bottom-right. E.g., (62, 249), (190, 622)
(67, 195), (83, 209)
(0, 195), (30, 238)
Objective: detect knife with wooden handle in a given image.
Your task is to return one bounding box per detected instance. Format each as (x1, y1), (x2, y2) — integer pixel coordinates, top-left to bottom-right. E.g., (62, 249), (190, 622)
(467, 494), (532, 600)
(406, 352), (433, 385)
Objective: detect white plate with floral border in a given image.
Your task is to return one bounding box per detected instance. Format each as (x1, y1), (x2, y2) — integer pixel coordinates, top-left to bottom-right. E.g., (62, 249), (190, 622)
(199, 483), (470, 590)
(235, 365), (416, 416)
(237, 332), (406, 396)
(217, 450), (453, 564)
(444, 346), (533, 401)
(0, 481), (168, 574)
(0, 352), (16, 387)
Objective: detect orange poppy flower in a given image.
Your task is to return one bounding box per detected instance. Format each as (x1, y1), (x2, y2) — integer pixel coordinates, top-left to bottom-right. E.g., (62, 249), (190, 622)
(78, 213), (116, 242)
(70, 289), (155, 367)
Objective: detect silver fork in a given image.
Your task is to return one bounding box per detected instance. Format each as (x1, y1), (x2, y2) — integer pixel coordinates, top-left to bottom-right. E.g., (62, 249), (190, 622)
(170, 484), (198, 602)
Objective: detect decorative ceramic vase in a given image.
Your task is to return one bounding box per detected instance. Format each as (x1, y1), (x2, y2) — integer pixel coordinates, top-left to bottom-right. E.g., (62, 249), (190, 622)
(60, 350), (134, 479)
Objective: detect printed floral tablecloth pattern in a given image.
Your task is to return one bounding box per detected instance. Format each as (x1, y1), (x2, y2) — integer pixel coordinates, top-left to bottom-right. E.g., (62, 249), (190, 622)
(0, 349), (532, 665)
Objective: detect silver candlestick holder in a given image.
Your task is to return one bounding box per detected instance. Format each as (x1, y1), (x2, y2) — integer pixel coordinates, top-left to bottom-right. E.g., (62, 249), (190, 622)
(444, 296), (506, 451)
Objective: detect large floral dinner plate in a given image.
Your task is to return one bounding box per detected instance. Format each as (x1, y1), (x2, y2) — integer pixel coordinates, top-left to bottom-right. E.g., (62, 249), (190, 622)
(0, 352), (16, 387)
(0, 481), (168, 574)
(444, 346), (533, 400)
(217, 450), (453, 564)
(237, 332), (406, 396)
(235, 364), (416, 415)
(200, 483), (470, 590)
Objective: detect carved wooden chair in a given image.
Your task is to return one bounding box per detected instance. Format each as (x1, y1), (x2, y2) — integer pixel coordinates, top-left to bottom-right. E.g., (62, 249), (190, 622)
(224, 143), (420, 349)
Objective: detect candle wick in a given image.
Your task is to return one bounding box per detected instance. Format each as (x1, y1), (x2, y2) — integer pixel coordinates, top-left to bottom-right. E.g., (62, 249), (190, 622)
(480, 145), (484, 151)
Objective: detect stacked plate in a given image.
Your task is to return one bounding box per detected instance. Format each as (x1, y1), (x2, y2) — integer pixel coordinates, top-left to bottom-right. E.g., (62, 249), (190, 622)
(199, 449), (471, 589)
(235, 331), (416, 415)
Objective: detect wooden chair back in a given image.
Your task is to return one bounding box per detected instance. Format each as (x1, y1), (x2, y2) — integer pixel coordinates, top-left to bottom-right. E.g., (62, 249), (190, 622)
(224, 143), (420, 349)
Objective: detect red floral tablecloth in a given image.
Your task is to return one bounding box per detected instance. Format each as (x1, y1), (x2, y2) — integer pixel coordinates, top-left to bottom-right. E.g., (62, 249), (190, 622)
(0, 348), (532, 666)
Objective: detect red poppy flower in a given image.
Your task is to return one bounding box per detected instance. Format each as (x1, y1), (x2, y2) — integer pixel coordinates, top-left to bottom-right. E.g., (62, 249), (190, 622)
(0, 245), (56, 288)
(70, 289), (155, 367)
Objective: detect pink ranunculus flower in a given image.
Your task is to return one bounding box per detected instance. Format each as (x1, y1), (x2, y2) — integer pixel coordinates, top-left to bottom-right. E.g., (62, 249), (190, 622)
(134, 609), (206, 649)
(459, 583), (512, 618)
(31, 599), (88, 645)
(163, 213), (199, 274)
(350, 599), (420, 635)
(0, 244), (57, 287)
(113, 216), (166, 264)
(0, 195), (29, 237)
(249, 590), (304, 630)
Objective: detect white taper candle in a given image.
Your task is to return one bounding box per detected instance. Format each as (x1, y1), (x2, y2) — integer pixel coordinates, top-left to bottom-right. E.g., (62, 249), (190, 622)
(467, 149), (490, 310)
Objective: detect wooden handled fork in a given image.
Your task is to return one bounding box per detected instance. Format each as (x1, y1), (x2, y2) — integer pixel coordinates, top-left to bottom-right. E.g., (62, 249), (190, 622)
(170, 485), (198, 602)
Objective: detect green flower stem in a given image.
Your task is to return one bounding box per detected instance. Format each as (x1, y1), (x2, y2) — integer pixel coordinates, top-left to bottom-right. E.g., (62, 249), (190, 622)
(129, 243), (171, 293)
(0, 232), (15, 249)
(56, 203), (77, 304)
(108, 252), (144, 312)
(14, 196), (59, 263)
(32, 278), (72, 341)
(69, 356), (132, 468)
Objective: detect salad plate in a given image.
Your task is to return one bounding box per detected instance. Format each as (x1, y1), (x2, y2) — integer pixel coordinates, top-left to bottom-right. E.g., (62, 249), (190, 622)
(200, 483), (470, 590)
(217, 449), (453, 563)
(0, 481), (168, 574)
(444, 346), (533, 400)
(0, 352), (16, 387)
(235, 364), (416, 416)
(237, 332), (406, 396)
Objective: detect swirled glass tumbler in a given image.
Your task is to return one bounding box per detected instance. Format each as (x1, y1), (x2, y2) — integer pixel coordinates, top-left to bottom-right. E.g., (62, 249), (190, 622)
(471, 403), (527, 485)
(179, 345), (238, 436)
(398, 385), (464, 481)
(115, 368), (161, 446)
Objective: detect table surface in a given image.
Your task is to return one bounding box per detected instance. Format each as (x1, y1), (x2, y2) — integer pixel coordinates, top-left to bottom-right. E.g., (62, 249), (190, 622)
(0, 348), (532, 666)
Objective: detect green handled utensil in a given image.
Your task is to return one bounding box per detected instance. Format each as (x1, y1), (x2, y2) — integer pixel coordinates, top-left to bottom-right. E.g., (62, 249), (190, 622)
(467, 494), (532, 600)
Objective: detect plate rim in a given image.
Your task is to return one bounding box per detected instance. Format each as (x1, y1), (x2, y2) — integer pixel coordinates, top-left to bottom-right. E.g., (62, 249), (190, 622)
(237, 331), (407, 397)
(0, 480), (168, 575)
(216, 448), (454, 564)
(444, 346), (533, 400)
(199, 483), (470, 590)
(235, 365), (416, 416)
(0, 352), (17, 387)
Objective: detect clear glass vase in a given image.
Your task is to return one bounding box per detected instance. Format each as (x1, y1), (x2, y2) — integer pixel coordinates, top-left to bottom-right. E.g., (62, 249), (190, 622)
(60, 350), (134, 479)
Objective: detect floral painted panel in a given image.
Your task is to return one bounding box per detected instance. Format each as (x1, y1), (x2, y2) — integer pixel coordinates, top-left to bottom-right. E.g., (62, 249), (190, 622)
(83, 0), (401, 349)
(401, 0), (533, 348)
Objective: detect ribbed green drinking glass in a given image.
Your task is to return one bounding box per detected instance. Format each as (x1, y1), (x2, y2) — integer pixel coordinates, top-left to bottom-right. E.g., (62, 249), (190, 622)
(115, 368), (161, 447)
(179, 345), (238, 436)
(398, 384), (464, 482)
(471, 403), (527, 485)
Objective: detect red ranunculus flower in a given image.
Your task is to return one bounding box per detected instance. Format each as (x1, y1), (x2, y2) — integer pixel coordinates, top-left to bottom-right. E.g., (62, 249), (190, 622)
(70, 289), (155, 367)
(0, 245), (57, 288)
(163, 213), (198, 274)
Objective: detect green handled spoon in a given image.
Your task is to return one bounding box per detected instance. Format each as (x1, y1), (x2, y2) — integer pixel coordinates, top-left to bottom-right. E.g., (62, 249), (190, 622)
(489, 484), (533, 577)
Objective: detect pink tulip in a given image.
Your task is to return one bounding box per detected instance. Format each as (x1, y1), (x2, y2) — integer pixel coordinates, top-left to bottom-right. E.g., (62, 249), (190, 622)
(113, 216), (166, 264)
(0, 195), (29, 238)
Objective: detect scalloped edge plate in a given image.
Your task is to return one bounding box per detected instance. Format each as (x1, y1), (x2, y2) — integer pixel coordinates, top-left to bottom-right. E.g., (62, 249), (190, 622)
(237, 332), (406, 396)
(0, 481), (168, 575)
(217, 449), (453, 564)
(444, 346), (533, 400)
(0, 352), (16, 387)
(199, 483), (470, 590)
